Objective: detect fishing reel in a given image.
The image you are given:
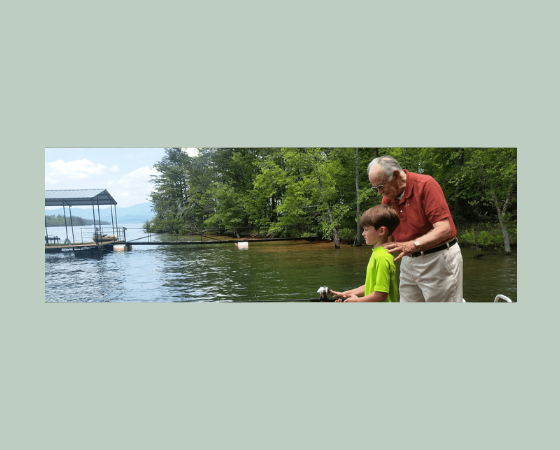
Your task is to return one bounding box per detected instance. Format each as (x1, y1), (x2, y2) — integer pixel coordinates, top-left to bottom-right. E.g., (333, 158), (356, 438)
(316, 286), (346, 302)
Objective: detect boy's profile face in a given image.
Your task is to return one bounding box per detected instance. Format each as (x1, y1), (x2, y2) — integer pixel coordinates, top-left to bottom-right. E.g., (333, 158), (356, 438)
(362, 225), (386, 247)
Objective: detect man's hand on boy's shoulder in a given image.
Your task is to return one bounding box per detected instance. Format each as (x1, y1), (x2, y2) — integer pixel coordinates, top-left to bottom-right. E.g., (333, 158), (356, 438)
(383, 240), (416, 262)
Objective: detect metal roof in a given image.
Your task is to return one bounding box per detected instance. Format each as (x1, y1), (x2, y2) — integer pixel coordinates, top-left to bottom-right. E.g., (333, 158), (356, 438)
(45, 189), (118, 207)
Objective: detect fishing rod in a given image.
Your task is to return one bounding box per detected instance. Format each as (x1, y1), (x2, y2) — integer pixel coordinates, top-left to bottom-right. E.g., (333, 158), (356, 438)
(248, 287), (346, 302)
(240, 297), (346, 303)
(173, 287), (349, 303)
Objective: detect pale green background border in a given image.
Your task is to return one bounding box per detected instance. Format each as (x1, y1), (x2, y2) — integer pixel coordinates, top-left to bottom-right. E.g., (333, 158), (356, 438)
(5, 1), (551, 449)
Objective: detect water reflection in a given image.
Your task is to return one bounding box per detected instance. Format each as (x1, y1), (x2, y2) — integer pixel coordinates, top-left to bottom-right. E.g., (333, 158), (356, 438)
(45, 227), (517, 303)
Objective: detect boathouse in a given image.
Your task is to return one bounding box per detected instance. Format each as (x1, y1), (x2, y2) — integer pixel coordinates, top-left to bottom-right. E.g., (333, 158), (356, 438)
(45, 189), (120, 246)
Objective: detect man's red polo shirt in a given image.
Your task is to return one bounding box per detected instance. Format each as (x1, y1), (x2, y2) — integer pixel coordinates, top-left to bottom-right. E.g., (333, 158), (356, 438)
(382, 170), (456, 243)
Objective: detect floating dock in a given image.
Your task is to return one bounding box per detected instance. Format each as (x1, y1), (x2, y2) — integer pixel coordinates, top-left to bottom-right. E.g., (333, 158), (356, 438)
(45, 241), (123, 255)
(45, 236), (318, 255)
(122, 237), (315, 246)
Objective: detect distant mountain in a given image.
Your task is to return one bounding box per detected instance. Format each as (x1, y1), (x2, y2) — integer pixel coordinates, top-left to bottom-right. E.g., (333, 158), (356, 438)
(45, 202), (155, 224)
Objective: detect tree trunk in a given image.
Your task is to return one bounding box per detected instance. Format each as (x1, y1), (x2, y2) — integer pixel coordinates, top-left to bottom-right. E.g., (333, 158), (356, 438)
(496, 208), (511, 255)
(333, 225), (340, 249)
(491, 188), (512, 255)
(271, 195), (277, 222)
(354, 148), (362, 246)
(325, 198), (340, 249)
(478, 157), (515, 255)
(454, 148), (464, 217)
(501, 221), (511, 254)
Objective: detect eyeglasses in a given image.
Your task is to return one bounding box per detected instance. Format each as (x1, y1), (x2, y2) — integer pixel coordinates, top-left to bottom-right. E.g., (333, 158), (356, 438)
(371, 175), (389, 192)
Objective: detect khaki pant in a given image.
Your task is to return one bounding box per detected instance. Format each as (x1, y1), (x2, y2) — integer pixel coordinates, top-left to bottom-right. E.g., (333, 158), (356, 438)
(399, 242), (463, 302)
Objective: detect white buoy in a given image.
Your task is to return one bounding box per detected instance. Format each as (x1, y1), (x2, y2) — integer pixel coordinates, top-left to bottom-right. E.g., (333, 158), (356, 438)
(114, 244), (132, 252)
(236, 242), (249, 250)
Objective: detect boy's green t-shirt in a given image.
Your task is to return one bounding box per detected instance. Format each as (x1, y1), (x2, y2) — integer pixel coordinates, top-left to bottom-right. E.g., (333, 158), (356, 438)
(364, 246), (399, 302)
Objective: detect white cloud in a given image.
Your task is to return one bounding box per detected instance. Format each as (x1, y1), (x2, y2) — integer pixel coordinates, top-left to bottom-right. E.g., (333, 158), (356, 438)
(116, 166), (160, 189)
(127, 166), (159, 179)
(105, 166), (161, 206)
(47, 159), (120, 179)
(181, 148), (199, 157)
(45, 158), (161, 208)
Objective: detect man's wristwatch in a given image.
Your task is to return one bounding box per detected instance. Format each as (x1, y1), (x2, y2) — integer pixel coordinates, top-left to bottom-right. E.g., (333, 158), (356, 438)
(413, 240), (421, 250)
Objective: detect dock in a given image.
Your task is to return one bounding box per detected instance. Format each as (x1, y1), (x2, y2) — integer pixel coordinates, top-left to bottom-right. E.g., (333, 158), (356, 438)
(123, 237), (315, 245)
(45, 236), (318, 254)
(45, 189), (124, 254)
(45, 241), (124, 254)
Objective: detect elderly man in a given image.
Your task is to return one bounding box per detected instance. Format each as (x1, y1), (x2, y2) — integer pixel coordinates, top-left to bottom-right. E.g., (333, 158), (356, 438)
(368, 155), (463, 302)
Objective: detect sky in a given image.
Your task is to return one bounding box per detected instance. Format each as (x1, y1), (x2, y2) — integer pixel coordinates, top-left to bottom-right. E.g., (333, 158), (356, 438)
(45, 148), (198, 209)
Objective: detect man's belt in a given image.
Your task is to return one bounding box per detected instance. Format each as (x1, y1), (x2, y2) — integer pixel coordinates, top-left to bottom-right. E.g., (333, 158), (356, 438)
(409, 238), (458, 258)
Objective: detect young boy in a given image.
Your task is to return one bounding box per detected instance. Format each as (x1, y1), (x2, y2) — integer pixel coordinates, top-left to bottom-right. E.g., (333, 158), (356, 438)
(332, 204), (400, 302)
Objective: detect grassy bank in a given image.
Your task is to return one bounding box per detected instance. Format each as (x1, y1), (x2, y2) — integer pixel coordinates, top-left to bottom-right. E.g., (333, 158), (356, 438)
(456, 222), (517, 252)
(145, 220), (517, 252)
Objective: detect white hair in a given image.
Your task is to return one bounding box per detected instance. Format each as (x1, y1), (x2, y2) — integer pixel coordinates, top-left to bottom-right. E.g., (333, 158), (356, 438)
(367, 155), (403, 180)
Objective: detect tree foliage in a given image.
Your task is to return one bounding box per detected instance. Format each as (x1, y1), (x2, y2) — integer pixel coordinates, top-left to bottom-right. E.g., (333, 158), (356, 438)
(146, 148), (517, 250)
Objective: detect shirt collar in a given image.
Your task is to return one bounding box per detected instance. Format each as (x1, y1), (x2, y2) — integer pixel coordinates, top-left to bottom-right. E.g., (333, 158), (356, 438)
(397, 169), (413, 203)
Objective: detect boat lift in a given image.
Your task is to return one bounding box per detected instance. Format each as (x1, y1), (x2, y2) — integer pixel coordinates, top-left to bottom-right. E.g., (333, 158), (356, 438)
(45, 189), (125, 255)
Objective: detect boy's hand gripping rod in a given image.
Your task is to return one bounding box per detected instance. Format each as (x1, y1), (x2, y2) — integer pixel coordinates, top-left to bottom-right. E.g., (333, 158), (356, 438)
(245, 287), (347, 302)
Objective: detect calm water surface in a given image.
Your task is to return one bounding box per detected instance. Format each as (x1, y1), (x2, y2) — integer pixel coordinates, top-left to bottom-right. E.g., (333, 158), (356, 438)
(45, 224), (517, 302)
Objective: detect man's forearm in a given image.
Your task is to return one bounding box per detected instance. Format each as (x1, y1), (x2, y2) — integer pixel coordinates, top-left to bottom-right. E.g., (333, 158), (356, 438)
(414, 229), (450, 251)
(413, 220), (452, 251)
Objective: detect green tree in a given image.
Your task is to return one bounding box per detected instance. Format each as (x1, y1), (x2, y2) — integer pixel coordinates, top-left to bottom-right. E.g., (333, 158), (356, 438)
(202, 148), (265, 235)
(149, 148), (191, 233)
(146, 147), (516, 253)
(458, 148), (517, 254)
(302, 148), (345, 248)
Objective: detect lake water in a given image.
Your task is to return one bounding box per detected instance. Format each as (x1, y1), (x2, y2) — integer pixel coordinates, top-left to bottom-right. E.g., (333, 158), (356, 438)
(44, 223), (517, 302)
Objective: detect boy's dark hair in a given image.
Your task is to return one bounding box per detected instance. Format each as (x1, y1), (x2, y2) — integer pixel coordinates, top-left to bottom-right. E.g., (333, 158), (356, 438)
(359, 205), (400, 236)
